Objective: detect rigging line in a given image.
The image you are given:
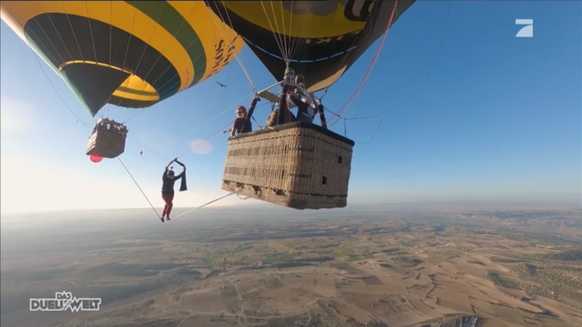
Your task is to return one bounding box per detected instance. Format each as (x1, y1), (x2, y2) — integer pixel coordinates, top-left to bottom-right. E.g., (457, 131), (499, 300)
(46, 15), (74, 61)
(268, 1), (287, 59)
(33, 19), (65, 63)
(109, 1), (112, 70)
(348, 47), (388, 128)
(350, 83), (390, 129)
(61, 3), (84, 62)
(287, 1), (295, 58)
(122, 9), (138, 71)
(83, 2), (98, 63)
(328, 0), (399, 127)
(225, 61), (233, 83)
(354, 117), (384, 145)
(122, 108), (145, 124)
(139, 3), (197, 87)
(259, 2), (286, 58)
(134, 102), (258, 164)
(292, 2), (320, 60)
(25, 28), (59, 67)
(132, 112), (237, 165)
(128, 136), (167, 164)
(209, 6), (256, 92)
(329, 0), (398, 123)
(136, 6), (189, 84)
(330, 0), (399, 124)
(349, 97), (366, 129)
(153, 92), (252, 149)
(172, 193), (235, 219)
(117, 157), (161, 219)
(32, 53), (90, 127)
(341, 0), (452, 122)
(325, 0), (383, 97)
(275, 1), (288, 59)
(235, 56), (256, 93)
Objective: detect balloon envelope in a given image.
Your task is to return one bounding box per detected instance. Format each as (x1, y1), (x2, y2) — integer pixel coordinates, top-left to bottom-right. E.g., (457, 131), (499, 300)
(206, 0), (416, 92)
(90, 155), (103, 163)
(1, 1), (243, 116)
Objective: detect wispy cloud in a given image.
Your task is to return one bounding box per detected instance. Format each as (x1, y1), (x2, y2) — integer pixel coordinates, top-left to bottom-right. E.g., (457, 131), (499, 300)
(1, 95), (36, 133)
(189, 139), (213, 155)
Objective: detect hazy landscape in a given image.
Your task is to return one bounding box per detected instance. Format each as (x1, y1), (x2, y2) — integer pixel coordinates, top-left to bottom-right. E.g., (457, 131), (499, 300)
(1, 204), (581, 327)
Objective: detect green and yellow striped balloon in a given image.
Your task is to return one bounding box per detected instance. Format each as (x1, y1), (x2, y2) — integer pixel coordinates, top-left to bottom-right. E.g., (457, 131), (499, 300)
(1, 1), (243, 116)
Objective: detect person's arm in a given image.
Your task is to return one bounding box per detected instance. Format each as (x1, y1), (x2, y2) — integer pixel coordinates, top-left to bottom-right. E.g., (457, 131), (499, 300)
(165, 159), (174, 170)
(173, 159), (185, 179)
(242, 96), (260, 130)
(163, 159), (174, 177)
(289, 94), (308, 117)
(231, 118), (242, 136)
(175, 159), (186, 171)
(230, 120), (237, 136)
(248, 96), (259, 112)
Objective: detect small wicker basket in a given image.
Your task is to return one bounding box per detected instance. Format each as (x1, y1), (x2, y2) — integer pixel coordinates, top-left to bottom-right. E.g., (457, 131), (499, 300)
(86, 128), (127, 158)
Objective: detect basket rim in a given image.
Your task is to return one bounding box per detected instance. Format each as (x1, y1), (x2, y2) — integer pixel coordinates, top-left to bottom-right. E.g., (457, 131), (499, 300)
(228, 121), (355, 146)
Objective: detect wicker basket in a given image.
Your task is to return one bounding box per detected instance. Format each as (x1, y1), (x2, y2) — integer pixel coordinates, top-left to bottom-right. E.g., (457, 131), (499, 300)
(221, 121), (355, 210)
(86, 128), (127, 158)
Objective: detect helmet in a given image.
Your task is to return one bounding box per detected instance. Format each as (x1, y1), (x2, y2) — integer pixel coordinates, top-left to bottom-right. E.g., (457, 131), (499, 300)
(236, 106), (246, 114)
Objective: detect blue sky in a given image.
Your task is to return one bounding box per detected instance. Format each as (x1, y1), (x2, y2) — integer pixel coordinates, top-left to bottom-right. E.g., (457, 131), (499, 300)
(1, 1), (580, 214)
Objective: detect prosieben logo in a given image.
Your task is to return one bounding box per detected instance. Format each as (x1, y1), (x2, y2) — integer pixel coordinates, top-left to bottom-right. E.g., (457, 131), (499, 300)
(515, 19), (533, 38)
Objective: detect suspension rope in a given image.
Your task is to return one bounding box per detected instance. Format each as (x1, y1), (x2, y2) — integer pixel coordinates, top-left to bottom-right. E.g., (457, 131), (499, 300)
(210, 5), (258, 94)
(172, 192), (235, 219)
(322, 0), (384, 98)
(122, 108), (145, 125)
(131, 137), (168, 164)
(117, 157), (162, 219)
(153, 92), (252, 149)
(330, 0), (452, 123)
(235, 56), (257, 93)
(355, 117), (384, 145)
(32, 52), (91, 129)
(328, 0), (400, 128)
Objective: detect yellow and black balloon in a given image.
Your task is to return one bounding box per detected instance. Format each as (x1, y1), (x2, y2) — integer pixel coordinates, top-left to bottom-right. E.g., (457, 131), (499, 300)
(206, 0), (415, 93)
(1, 1), (243, 116)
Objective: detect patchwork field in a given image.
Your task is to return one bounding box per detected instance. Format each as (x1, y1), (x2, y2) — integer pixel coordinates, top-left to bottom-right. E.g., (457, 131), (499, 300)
(1, 207), (581, 326)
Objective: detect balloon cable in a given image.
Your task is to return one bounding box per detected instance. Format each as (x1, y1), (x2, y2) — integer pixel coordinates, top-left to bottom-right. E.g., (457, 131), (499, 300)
(331, 0), (452, 122)
(153, 92), (252, 149)
(32, 53), (91, 129)
(235, 56), (257, 93)
(329, 0), (400, 127)
(117, 157), (162, 220)
(172, 193), (235, 219)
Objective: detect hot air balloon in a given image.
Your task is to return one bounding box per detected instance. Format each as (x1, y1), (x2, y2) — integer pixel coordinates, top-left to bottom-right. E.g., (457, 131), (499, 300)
(207, 0), (416, 210)
(1, 1), (243, 158)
